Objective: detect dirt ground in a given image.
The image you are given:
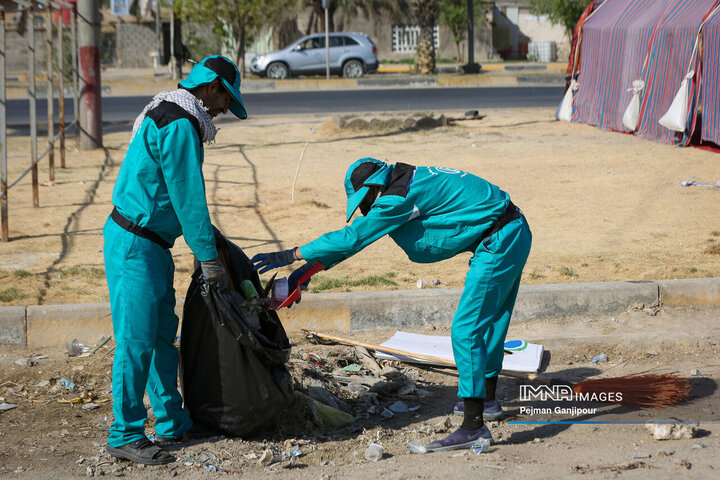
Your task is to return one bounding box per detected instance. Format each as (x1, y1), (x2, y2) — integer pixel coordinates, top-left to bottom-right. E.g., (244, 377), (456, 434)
(1, 107), (720, 478)
(1, 107), (720, 305)
(1, 307), (719, 479)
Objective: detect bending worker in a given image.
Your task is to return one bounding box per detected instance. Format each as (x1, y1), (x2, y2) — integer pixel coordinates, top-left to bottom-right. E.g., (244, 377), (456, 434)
(252, 158), (531, 451)
(103, 56), (247, 465)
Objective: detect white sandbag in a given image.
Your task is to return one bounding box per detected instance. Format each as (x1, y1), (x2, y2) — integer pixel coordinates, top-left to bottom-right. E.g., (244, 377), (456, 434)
(659, 71), (694, 132)
(622, 80), (645, 131)
(556, 79), (578, 122)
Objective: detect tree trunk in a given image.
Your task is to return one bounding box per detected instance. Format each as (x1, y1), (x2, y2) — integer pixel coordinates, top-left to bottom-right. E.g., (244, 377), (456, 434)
(455, 41), (463, 64)
(414, 0), (438, 75)
(275, 19), (301, 50)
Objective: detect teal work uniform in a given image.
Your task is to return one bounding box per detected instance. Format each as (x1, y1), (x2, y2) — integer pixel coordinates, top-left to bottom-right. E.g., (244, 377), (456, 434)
(299, 160), (532, 399)
(103, 102), (217, 447)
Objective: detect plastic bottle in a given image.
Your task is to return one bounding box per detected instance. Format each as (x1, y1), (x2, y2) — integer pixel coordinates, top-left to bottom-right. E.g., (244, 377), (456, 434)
(470, 437), (491, 454)
(240, 280), (259, 300)
(592, 353), (608, 363)
(364, 443), (384, 462)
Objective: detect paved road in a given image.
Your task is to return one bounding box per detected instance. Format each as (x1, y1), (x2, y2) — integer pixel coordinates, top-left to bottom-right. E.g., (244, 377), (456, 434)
(5, 86), (564, 127)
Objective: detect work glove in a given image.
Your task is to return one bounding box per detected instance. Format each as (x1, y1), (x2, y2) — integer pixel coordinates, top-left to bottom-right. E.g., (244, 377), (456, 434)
(287, 262), (320, 305)
(250, 248), (298, 274)
(200, 257), (228, 290)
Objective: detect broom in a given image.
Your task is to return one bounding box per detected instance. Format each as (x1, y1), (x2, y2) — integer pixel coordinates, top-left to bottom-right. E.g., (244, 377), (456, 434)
(301, 330), (692, 408)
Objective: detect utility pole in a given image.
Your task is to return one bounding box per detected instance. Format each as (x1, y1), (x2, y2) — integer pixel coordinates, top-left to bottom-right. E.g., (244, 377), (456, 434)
(463, 0), (480, 73)
(77, 0), (102, 149)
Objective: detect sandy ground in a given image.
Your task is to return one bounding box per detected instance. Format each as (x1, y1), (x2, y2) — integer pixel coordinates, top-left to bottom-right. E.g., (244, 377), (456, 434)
(1, 106), (720, 478)
(0, 307), (718, 479)
(1, 107), (720, 306)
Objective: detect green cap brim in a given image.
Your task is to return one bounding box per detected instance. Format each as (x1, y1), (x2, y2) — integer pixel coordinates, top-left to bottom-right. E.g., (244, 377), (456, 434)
(178, 65), (247, 119)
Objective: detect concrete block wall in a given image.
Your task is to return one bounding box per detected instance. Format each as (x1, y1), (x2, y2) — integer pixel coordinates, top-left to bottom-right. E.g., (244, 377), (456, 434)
(115, 22), (162, 68)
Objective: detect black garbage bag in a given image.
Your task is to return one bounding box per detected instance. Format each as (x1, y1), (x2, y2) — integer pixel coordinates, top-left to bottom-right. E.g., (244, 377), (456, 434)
(179, 228), (293, 437)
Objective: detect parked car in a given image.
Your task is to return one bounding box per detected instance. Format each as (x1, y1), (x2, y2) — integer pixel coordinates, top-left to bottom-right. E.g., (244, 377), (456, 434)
(250, 32), (378, 79)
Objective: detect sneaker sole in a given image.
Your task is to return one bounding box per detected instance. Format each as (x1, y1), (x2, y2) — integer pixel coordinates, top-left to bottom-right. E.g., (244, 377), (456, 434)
(452, 410), (504, 421)
(106, 445), (175, 465)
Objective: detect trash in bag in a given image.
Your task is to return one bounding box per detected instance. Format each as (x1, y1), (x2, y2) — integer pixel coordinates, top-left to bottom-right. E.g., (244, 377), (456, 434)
(180, 227), (293, 437)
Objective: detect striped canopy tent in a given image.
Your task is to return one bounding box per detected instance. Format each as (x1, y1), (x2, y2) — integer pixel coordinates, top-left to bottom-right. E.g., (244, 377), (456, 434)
(701, 8), (720, 146)
(635, 0), (720, 145)
(572, 0), (668, 131)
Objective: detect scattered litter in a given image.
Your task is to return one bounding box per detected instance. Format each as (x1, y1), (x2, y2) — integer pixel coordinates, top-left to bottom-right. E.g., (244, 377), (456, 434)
(205, 465), (217, 472)
(572, 461), (651, 474)
(259, 448), (274, 467)
(690, 369), (701, 376)
(675, 459), (692, 469)
(633, 452), (652, 459)
(59, 378), (75, 390)
(67, 339), (90, 357)
(645, 423), (698, 440)
(388, 400), (409, 413)
(416, 279), (429, 289)
(680, 180), (720, 187)
(592, 353), (608, 363)
(646, 350), (658, 356)
(364, 443), (384, 462)
(470, 438), (491, 454)
(407, 440), (427, 454)
(380, 408), (394, 418)
(284, 445), (302, 457)
(36, 379), (50, 387)
(82, 403), (101, 411)
(432, 278), (441, 286)
(0, 402), (18, 411)
(342, 364), (362, 373)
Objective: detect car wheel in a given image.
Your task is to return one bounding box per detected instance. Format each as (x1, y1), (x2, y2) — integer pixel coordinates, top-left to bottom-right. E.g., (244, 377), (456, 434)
(267, 62), (289, 79)
(342, 60), (364, 78)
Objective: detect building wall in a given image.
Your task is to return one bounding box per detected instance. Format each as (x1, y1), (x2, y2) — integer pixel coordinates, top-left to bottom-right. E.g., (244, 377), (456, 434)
(115, 22), (162, 68)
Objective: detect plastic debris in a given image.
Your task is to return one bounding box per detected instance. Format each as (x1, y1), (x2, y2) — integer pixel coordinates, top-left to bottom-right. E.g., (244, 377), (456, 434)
(407, 440), (427, 454)
(380, 408), (394, 418)
(285, 445), (302, 457)
(364, 443), (384, 462)
(0, 402), (18, 412)
(645, 423), (698, 440)
(204, 465), (217, 472)
(471, 437), (491, 454)
(342, 364), (362, 373)
(59, 378), (75, 390)
(67, 339), (90, 357)
(259, 448), (274, 466)
(416, 279), (429, 289)
(82, 403), (101, 411)
(388, 400), (409, 413)
(592, 353), (608, 363)
(432, 278), (441, 286)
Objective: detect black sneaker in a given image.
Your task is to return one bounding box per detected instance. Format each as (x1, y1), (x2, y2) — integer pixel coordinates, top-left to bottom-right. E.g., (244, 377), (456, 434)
(453, 399), (504, 420)
(106, 438), (175, 465)
(426, 425), (493, 452)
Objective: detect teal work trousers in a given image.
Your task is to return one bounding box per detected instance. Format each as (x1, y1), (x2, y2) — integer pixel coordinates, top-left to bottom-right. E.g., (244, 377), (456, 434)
(103, 218), (192, 447)
(451, 216), (532, 399)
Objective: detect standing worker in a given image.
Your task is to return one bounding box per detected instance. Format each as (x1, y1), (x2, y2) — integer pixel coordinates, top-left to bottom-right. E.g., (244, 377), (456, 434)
(103, 56), (247, 465)
(251, 158), (531, 451)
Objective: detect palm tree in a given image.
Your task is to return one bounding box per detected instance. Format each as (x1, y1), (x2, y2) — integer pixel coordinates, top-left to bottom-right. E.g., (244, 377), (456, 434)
(413, 0), (439, 74)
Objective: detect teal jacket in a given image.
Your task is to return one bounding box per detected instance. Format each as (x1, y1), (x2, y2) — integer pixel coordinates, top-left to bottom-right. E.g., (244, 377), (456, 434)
(299, 163), (510, 268)
(111, 101), (217, 261)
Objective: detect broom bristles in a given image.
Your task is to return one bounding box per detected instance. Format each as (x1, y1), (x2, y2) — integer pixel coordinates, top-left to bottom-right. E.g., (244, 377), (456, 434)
(571, 374), (692, 408)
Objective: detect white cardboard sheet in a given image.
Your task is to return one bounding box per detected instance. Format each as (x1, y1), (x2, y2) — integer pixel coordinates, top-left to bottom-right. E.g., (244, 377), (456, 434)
(375, 331), (544, 373)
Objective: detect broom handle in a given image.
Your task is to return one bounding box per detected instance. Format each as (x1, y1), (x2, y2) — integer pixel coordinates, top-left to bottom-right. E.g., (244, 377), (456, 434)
(302, 330), (555, 385)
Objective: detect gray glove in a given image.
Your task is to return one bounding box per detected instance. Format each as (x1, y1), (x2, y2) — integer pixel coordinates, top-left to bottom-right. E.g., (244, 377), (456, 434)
(200, 257), (228, 289)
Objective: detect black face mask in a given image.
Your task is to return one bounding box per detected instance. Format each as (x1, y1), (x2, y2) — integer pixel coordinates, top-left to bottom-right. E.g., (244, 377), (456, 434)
(358, 187), (378, 216)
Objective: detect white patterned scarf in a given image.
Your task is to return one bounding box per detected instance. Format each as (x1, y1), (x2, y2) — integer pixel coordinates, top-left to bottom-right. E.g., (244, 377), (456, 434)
(131, 89), (218, 144)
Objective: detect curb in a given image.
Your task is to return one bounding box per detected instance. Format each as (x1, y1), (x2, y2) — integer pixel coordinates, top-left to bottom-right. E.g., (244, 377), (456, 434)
(1, 278), (719, 348)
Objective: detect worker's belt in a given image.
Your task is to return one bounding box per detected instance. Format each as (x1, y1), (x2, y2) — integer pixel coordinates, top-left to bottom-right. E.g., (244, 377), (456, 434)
(110, 207), (172, 249)
(480, 201), (522, 241)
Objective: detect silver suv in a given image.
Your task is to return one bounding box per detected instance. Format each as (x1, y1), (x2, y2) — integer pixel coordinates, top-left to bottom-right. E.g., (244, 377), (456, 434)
(250, 32), (378, 79)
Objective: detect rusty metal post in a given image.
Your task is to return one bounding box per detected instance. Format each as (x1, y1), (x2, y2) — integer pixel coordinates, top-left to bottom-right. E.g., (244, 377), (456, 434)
(1, 7), (8, 241)
(29, 5), (39, 207)
(57, 1), (66, 168)
(46, 0), (55, 182)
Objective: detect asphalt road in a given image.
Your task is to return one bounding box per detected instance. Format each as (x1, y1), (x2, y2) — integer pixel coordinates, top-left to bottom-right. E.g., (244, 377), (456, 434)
(5, 86), (564, 128)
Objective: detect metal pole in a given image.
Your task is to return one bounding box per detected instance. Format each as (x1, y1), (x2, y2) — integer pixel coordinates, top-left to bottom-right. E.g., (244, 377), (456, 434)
(78, 0), (102, 150)
(57, 0), (66, 168)
(155, 2), (161, 68)
(169, 0), (176, 79)
(71, 4), (78, 147)
(324, 3), (329, 79)
(29, 6), (39, 207)
(467, 0), (474, 67)
(46, 0), (55, 182)
(1, 7), (8, 241)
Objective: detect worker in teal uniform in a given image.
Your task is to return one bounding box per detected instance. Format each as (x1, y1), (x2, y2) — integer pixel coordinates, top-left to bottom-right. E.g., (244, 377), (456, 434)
(103, 56), (247, 465)
(252, 158), (532, 451)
